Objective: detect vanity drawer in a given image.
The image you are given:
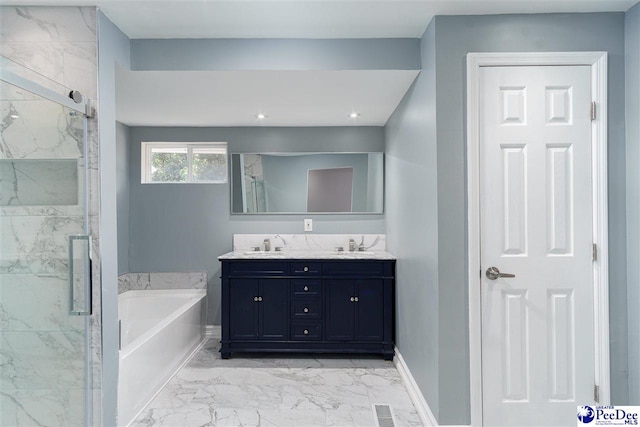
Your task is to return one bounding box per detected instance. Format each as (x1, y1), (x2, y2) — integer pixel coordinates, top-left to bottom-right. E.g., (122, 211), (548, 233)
(322, 261), (389, 277)
(291, 322), (322, 340)
(291, 262), (321, 275)
(224, 261), (288, 276)
(291, 300), (321, 318)
(292, 279), (322, 296)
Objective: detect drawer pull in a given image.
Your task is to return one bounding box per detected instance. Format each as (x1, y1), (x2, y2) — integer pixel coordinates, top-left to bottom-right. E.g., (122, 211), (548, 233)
(350, 297), (355, 302)
(303, 266), (309, 272)
(303, 286), (309, 292)
(303, 307), (309, 313)
(258, 296), (263, 302)
(254, 296), (259, 302)
(354, 296), (359, 302)
(303, 329), (309, 335)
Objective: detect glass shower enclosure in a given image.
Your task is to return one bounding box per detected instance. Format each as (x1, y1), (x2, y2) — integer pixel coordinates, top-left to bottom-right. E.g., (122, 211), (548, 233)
(0, 59), (93, 426)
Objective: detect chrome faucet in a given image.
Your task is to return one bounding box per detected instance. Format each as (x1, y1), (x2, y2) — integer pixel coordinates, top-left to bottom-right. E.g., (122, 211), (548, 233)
(263, 238), (271, 252)
(348, 239), (357, 252)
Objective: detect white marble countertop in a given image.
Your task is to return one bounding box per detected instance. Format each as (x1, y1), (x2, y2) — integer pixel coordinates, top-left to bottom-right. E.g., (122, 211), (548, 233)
(218, 250), (396, 260)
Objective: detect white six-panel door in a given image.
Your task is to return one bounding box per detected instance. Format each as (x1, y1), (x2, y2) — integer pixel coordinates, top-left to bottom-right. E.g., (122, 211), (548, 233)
(480, 65), (595, 426)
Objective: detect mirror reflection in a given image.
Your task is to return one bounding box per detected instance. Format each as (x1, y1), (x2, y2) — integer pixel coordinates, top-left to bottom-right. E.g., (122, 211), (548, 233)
(231, 153), (383, 214)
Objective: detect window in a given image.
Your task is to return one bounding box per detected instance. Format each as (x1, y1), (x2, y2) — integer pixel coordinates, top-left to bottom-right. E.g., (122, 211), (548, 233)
(141, 142), (228, 184)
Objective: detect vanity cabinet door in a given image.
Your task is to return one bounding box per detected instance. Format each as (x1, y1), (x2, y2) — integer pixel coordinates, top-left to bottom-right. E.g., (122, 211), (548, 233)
(325, 279), (385, 342)
(228, 278), (288, 340)
(355, 279), (384, 342)
(229, 279), (259, 340)
(325, 280), (356, 341)
(259, 279), (288, 340)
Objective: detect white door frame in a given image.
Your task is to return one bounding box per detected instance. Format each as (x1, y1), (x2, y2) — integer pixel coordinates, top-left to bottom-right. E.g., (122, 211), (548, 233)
(466, 51), (610, 426)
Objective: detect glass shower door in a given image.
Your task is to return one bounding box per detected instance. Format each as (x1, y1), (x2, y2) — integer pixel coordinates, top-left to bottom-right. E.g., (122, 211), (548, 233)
(0, 76), (91, 426)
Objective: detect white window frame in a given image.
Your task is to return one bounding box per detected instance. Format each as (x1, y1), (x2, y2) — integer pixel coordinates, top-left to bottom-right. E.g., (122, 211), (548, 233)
(141, 142), (228, 184)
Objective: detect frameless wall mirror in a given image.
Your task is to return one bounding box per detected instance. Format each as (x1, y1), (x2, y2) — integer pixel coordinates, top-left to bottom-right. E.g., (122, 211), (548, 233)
(231, 152), (383, 214)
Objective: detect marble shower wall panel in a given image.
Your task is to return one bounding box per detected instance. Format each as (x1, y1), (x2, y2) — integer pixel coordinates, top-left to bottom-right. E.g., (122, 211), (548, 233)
(0, 7), (97, 98)
(0, 388), (85, 427)
(0, 330), (85, 390)
(0, 214), (84, 274)
(0, 159), (79, 206)
(0, 99), (83, 160)
(0, 6), (100, 425)
(0, 274), (84, 332)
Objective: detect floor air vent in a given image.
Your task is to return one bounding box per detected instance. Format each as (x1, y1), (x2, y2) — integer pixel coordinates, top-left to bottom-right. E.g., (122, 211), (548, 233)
(373, 404), (396, 427)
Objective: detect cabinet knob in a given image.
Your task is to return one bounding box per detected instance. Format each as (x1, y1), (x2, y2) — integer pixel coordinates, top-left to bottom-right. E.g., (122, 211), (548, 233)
(303, 307), (309, 313)
(258, 296), (263, 302)
(254, 296), (259, 302)
(303, 329), (309, 335)
(303, 286), (309, 292)
(303, 266), (309, 272)
(354, 296), (359, 302)
(350, 297), (355, 302)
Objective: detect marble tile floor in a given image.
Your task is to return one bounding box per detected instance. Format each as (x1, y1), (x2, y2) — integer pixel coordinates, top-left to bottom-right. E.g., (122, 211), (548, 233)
(132, 338), (423, 427)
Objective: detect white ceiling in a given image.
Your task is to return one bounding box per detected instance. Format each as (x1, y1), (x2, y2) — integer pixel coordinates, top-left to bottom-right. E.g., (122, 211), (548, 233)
(1, 0), (636, 39)
(116, 67), (420, 127)
(102, 0), (639, 39)
(4, 0), (636, 126)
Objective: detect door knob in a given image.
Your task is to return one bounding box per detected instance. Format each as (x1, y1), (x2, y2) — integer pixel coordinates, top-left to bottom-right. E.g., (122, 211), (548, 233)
(486, 267), (516, 280)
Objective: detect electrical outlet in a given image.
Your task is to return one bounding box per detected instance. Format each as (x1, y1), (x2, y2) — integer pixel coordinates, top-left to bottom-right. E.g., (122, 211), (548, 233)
(304, 219), (313, 232)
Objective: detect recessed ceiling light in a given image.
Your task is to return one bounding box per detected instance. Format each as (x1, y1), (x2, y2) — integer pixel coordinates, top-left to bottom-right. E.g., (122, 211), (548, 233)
(349, 112), (360, 118)
(255, 113), (267, 120)
(10, 114), (19, 119)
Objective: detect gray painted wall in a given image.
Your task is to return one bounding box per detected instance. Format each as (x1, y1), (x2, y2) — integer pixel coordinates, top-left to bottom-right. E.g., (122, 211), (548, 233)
(434, 13), (627, 416)
(385, 19), (441, 420)
(128, 127), (385, 325)
(131, 38), (420, 71)
(386, 12), (628, 425)
(97, 11), (131, 427)
(116, 121), (130, 275)
(626, 2), (640, 405)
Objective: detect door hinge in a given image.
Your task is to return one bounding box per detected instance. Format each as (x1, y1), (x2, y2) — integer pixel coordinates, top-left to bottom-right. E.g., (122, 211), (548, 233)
(591, 101), (596, 121)
(593, 243), (598, 262)
(594, 384), (600, 403)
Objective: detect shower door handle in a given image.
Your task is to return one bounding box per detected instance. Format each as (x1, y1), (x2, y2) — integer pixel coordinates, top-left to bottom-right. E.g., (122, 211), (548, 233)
(68, 235), (92, 316)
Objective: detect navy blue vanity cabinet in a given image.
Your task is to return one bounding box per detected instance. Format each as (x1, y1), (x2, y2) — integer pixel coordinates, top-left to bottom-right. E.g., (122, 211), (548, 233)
(220, 259), (395, 360)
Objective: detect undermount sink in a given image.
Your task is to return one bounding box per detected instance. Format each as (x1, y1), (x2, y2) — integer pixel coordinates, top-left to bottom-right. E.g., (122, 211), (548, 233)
(337, 251), (375, 256)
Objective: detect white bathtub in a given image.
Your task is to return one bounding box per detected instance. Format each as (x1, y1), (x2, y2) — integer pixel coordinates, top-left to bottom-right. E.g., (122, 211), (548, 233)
(117, 289), (206, 426)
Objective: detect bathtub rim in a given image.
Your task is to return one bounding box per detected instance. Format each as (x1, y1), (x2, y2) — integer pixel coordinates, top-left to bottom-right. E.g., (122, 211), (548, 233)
(118, 289), (206, 358)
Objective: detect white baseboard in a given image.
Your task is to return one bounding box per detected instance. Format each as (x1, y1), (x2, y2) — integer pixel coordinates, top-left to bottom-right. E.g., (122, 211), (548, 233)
(394, 346), (439, 427)
(205, 324), (221, 338)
